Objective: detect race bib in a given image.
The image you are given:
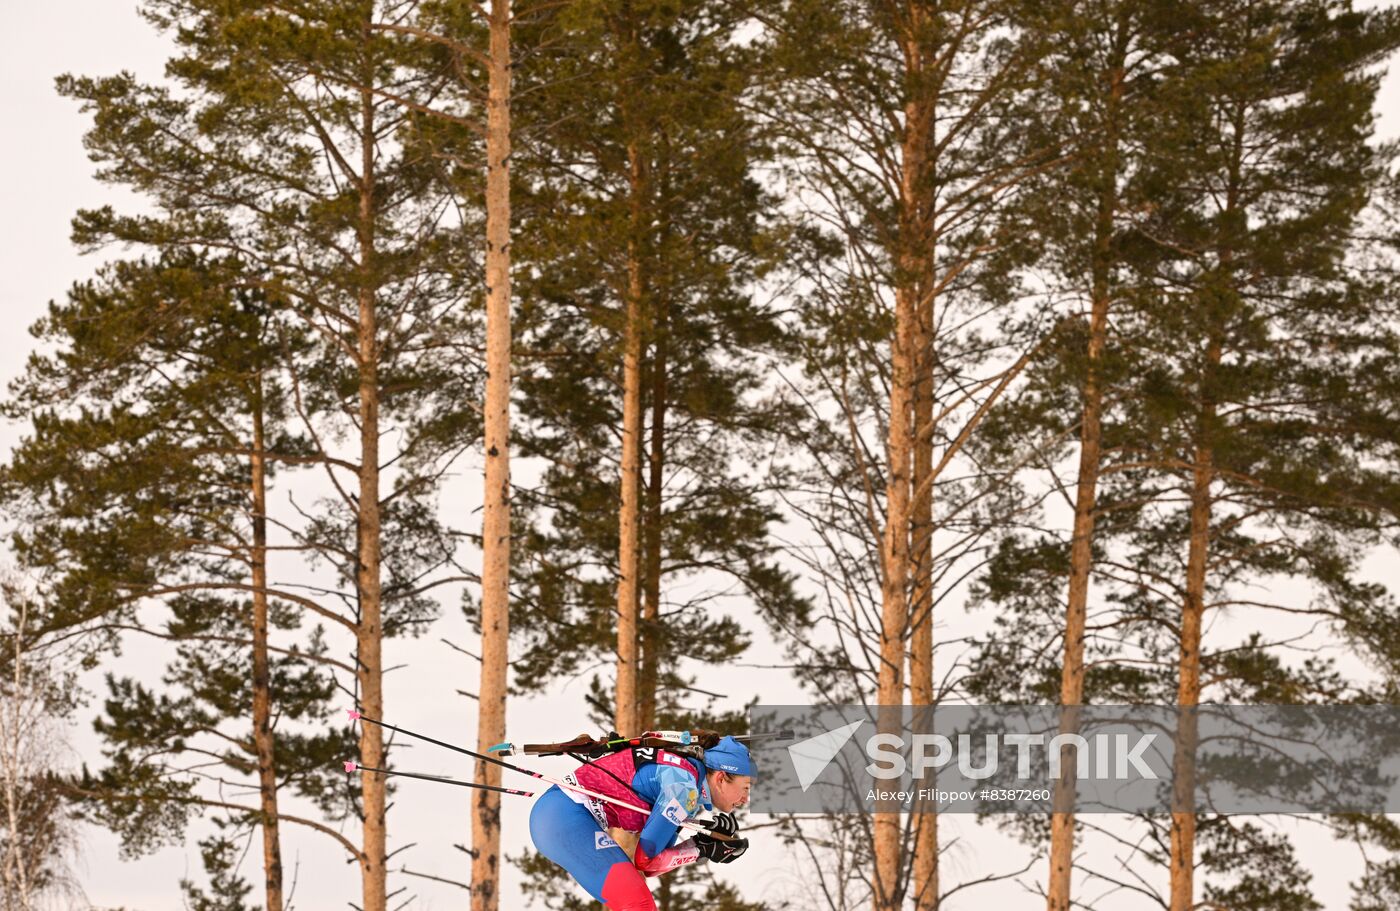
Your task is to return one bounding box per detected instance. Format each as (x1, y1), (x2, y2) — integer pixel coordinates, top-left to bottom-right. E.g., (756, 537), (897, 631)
(562, 773), (610, 831)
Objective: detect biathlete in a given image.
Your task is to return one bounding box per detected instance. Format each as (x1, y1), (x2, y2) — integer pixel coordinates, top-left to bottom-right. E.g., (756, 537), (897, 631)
(528, 734), (753, 910)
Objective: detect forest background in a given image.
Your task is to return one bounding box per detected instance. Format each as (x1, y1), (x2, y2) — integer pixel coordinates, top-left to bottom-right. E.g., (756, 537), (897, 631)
(3, 1), (1400, 910)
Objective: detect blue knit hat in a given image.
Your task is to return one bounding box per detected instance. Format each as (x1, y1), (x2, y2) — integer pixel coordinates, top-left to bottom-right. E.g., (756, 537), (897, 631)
(703, 735), (753, 777)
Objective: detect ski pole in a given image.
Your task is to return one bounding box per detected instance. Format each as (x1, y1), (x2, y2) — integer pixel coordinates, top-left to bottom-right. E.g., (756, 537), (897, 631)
(344, 760), (535, 796)
(347, 710), (716, 837)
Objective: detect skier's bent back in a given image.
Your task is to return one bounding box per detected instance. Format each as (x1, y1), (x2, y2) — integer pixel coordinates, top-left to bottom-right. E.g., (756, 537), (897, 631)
(528, 735), (753, 909)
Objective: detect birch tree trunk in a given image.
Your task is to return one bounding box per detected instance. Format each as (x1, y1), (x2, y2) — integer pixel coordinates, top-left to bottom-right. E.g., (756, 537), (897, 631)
(0, 599), (35, 911)
(472, 0), (513, 907)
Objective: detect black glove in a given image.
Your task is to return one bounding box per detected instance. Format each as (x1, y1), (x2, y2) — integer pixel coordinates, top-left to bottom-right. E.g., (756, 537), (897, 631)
(701, 812), (739, 838)
(696, 834), (748, 863)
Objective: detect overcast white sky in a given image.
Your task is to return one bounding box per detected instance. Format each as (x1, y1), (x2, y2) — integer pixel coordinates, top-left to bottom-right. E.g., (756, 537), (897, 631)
(3, 3), (1399, 910)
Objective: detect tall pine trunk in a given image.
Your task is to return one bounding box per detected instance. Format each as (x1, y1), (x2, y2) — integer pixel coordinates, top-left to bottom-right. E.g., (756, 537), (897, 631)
(874, 272), (915, 911)
(1169, 102), (1241, 911)
(609, 132), (649, 863)
(640, 304), (667, 734)
(909, 154), (937, 911)
(472, 1), (513, 908)
(639, 145), (673, 737)
(354, 34), (389, 909)
(1047, 56), (1124, 911)
(614, 138), (646, 740)
(250, 378), (284, 911)
(1169, 300), (1225, 911)
(909, 315), (937, 911)
(877, 12), (935, 908)
(1169, 422), (1212, 911)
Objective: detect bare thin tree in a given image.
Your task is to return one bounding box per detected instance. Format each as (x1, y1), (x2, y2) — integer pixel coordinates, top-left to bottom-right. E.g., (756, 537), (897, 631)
(0, 577), (77, 911)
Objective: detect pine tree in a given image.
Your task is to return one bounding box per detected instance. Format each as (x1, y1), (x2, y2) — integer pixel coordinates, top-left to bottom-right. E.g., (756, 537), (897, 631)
(3, 254), (352, 911)
(967, 0), (1400, 905)
(333, 2), (517, 902)
(956, 1), (1195, 904)
(759, 0), (1057, 905)
(48, 3), (482, 907)
(493, 1), (808, 888)
(506, 0), (807, 730)
(1117, 3), (1400, 905)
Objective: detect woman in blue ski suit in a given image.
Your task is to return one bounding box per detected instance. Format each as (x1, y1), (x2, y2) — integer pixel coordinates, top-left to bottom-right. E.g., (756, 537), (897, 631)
(528, 735), (753, 910)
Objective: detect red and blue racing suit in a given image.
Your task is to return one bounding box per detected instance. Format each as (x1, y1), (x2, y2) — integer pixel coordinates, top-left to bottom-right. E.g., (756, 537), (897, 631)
(528, 748), (710, 909)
